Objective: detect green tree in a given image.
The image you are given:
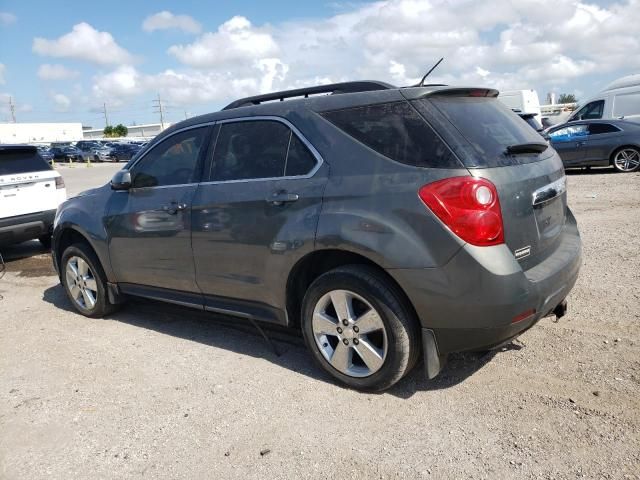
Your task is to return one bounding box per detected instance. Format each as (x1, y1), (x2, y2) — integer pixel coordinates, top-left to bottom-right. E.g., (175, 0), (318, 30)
(103, 125), (114, 137)
(113, 124), (128, 137)
(558, 93), (577, 104)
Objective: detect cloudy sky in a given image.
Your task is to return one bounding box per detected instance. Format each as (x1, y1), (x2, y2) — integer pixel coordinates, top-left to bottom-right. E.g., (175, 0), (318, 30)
(0, 0), (638, 127)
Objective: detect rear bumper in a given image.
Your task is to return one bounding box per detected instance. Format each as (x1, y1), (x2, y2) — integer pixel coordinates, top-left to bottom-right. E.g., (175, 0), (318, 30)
(0, 209), (57, 246)
(388, 208), (582, 367)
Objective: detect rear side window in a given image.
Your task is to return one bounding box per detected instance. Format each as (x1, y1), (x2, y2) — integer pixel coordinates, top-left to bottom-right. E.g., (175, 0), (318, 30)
(588, 123), (620, 135)
(419, 96), (548, 166)
(321, 102), (460, 168)
(0, 148), (52, 175)
(613, 93), (640, 118)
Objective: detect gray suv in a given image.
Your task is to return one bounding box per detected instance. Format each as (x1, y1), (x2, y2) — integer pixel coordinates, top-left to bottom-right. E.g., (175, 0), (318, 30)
(52, 81), (581, 391)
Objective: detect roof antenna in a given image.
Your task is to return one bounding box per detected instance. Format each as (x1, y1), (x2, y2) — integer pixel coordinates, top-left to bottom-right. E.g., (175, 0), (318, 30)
(414, 57), (444, 87)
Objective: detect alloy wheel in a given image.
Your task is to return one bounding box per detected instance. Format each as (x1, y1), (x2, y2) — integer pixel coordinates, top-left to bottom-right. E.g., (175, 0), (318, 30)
(65, 256), (98, 310)
(614, 148), (640, 172)
(311, 289), (388, 378)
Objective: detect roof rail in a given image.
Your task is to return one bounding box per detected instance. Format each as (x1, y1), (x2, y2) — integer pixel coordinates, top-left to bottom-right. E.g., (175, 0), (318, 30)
(222, 80), (395, 110)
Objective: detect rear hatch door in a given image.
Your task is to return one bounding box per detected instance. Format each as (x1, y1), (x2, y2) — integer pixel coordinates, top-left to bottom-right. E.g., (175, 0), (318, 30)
(410, 92), (567, 269)
(0, 146), (61, 219)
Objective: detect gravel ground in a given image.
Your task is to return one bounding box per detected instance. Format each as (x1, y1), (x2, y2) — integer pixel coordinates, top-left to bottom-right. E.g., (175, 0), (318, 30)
(0, 166), (639, 479)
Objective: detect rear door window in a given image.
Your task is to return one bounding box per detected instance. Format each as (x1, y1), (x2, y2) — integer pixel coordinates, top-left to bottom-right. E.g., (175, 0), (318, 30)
(0, 148), (52, 175)
(416, 96), (547, 166)
(285, 134), (317, 176)
(321, 101), (461, 168)
(211, 121), (290, 181)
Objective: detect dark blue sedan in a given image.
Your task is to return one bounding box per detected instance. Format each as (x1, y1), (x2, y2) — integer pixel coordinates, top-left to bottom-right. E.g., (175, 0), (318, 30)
(546, 120), (640, 172)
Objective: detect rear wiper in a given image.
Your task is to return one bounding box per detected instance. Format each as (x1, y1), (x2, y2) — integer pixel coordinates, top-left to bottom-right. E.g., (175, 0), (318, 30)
(506, 143), (548, 155)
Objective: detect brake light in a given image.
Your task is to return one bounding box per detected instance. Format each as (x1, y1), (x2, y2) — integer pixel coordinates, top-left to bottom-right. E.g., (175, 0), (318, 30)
(418, 176), (504, 246)
(55, 176), (65, 189)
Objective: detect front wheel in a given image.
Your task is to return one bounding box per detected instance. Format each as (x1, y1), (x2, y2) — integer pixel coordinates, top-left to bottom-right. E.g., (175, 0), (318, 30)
(301, 265), (419, 391)
(612, 147), (640, 172)
(60, 243), (119, 317)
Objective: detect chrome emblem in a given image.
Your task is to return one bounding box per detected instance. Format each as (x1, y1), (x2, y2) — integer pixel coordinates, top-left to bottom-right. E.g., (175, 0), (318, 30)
(514, 246), (531, 260)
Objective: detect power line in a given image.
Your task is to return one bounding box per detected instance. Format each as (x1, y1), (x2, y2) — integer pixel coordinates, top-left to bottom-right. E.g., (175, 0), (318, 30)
(152, 94), (165, 130)
(9, 96), (16, 123)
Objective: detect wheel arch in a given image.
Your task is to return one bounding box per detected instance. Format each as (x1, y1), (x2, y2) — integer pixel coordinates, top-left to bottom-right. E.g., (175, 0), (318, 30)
(285, 248), (419, 329)
(54, 225), (107, 281)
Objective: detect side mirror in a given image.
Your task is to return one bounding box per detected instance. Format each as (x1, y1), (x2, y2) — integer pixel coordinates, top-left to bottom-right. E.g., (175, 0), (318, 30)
(111, 170), (132, 190)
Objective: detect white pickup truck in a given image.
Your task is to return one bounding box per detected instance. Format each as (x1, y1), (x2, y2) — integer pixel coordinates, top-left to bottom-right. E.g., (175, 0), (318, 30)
(0, 145), (67, 248)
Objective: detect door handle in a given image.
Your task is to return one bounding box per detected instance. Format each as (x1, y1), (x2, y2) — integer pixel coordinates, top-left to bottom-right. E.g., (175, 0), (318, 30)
(267, 191), (299, 206)
(162, 202), (187, 214)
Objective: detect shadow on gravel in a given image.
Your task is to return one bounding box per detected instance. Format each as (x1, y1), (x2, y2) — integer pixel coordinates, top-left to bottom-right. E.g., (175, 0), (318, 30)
(565, 167), (619, 175)
(43, 284), (511, 398)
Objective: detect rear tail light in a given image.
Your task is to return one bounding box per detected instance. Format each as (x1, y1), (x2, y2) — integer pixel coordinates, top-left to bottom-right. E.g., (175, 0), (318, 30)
(418, 176), (504, 246)
(55, 176), (65, 189)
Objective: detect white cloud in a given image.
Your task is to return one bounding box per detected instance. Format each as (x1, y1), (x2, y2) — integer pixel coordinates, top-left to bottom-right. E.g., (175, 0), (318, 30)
(51, 92), (71, 112)
(0, 11), (16, 26)
(0, 63), (5, 84)
(168, 16), (278, 69)
(142, 11), (202, 34)
(33, 23), (134, 65)
(37, 64), (80, 80)
(89, 0), (640, 114)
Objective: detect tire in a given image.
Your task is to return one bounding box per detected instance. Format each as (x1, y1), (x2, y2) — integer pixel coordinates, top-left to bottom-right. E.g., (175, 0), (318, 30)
(60, 242), (119, 318)
(38, 235), (52, 249)
(301, 265), (420, 391)
(612, 147), (640, 173)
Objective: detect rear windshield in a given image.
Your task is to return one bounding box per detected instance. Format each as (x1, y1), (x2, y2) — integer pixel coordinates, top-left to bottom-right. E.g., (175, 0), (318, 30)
(0, 149), (52, 175)
(417, 96), (549, 167)
(321, 101), (462, 168)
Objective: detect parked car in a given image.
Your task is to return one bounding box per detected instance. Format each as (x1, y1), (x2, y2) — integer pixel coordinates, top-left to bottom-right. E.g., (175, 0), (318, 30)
(51, 81), (581, 391)
(36, 146), (54, 165)
(546, 119), (640, 172)
(75, 141), (101, 161)
(517, 112), (543, 132)
(0, 145), (67, 247)
(566, 73), (640, 124)
(48, 145), (82, 163)
(105, 143), (141, 162)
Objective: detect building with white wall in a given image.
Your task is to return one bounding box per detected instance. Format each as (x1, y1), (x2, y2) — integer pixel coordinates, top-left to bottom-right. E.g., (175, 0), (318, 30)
(83, 123), (169, 140)
(0, 123), (83, 144)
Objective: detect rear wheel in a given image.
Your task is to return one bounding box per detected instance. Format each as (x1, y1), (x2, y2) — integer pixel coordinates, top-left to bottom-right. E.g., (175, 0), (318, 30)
(61, 243), (119, 317)
(612, 147), (640, 172)
(301, 265), (419, 391)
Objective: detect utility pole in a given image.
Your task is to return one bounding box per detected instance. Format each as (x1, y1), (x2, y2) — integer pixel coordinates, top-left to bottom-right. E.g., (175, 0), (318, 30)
(9, 96), (16, 123)
(103, 102), (109, 127)
(152, 94), (165, 130)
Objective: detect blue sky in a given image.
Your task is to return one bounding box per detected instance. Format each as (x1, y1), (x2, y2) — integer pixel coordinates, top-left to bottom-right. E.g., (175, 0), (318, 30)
(1, 0), (638, 127)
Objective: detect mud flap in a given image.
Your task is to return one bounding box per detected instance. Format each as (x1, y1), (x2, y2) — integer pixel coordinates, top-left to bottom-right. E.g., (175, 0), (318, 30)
(422, 328), (447, 379)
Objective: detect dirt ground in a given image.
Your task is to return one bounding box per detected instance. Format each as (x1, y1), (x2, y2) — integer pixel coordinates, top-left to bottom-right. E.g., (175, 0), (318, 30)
(0, 167), (639, 479)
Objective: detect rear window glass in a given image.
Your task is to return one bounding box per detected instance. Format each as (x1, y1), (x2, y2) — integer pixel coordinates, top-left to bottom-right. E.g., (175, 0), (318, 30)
(321, 102), (461, 168)
(0, 149), (52, 175)
(421, 96), (548, 167)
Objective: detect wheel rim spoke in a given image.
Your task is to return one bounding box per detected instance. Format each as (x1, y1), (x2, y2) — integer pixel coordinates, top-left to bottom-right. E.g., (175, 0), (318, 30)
(69, 284), (82, 301)
(330, 342), (351, 372)
(330, 290), (355, 322)
(616, 150), (639, 171)
(66, 260), (78, 280)
(313, 311), (338, 336)
(354, 338), (384, 372)
(81, 288), (96, 309)
(77, 258), (89, 276)
(84, 277), (97, 292)
(354, 308), (383, 335)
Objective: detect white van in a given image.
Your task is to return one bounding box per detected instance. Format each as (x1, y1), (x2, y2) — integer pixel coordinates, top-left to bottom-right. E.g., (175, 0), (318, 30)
(567, 73), (640, 123)
(498, 89), (542, 117)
